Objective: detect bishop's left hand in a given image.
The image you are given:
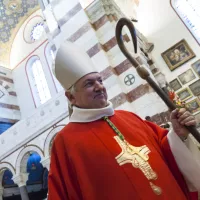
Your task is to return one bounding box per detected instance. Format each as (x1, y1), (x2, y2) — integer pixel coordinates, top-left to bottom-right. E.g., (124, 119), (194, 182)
(170, 108), (196, 139)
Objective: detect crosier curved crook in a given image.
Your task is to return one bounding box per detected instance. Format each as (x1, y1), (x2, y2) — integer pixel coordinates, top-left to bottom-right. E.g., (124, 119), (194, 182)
(116, 17), (200, 143)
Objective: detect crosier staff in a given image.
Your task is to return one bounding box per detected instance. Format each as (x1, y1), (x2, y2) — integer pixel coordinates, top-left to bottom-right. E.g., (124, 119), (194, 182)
(115, 17), (200, 143)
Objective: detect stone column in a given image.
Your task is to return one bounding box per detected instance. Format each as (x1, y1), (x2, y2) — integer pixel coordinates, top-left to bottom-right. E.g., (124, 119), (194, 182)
(0, 187), (3, 200)
(13, 173), (29, 200)
(85, 0), (134, 110)
(40, 157), (50, 171)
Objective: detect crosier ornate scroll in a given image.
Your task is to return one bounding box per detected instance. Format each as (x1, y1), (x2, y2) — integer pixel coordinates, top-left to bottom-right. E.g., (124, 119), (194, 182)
(115, 17), (200, 143)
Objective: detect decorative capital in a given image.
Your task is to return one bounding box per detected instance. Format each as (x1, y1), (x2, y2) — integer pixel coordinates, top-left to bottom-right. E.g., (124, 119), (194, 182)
(85, 0), (121, 23)
(12, 173), (29, 187)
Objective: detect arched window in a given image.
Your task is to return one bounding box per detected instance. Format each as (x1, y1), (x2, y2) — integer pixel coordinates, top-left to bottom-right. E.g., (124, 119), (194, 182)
(171, 0), (200, 45)
(50, 49), (55, 60)
(27, 56), (51, 107)
(45, 43), (64, 92)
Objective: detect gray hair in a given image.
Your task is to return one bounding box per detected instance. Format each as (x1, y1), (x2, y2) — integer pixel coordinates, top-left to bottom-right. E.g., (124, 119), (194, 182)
(66, 84), (76, 109)
(68, 84), (76, 95)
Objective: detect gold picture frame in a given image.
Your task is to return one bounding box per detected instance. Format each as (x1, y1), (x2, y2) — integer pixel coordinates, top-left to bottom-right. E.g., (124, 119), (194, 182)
(176, 88), (192, 101)
(189, 79), (200, 96)
(161, 39), (195, 71)
(191, 59), (200, 78)
(178, 69), (196, 85)
(186, 98), (200, 114)
(169, 78), (182, 91)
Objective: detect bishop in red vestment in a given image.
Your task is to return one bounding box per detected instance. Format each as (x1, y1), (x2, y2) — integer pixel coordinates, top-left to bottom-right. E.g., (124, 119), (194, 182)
(48, 41), (200, 200)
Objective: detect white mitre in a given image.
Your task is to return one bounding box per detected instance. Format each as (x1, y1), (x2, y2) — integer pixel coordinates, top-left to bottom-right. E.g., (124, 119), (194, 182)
(55, 41), (97, 90)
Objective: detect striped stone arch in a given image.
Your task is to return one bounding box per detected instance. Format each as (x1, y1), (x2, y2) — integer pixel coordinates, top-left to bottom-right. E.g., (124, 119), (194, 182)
(44, 125), (65, 157)
(15, 145), (44, 174)
(0, 162), (15, 175)
(0, 162), (15, 188)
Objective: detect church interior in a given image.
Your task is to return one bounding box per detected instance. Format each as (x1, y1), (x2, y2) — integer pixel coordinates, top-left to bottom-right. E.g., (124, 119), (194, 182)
(0, 0), (200, 199)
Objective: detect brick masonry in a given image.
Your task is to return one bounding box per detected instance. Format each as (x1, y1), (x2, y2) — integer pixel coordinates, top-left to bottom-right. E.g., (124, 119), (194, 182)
(58, 3), (82, 27)
(151, 111), (171, 125)
(114, 59), (132, 75)
(110, 92), (127, 108)
(0, 103), (20, 110)
(52, 1), (166, 116)
(0, 76), (13, 84)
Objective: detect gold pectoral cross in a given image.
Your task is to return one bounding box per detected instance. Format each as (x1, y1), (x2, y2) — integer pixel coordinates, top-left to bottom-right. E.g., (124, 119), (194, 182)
(124, 140), (149, 161)
(114, 136), (162, 195)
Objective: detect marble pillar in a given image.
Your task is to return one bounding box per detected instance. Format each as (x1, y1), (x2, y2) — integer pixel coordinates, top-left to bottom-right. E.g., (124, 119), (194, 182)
(0, 187), (3, 200)
(19, 186), (29, 200)
(13, 173), (29, 200)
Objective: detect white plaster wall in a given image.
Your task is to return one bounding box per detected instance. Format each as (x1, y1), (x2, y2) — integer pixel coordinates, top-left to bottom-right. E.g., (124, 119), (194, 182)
(0, 108), (20, 121)
(74, 29), (97, 53)
(131, 93), (168, 119)
(27, 129), (50, 152)
(136, 0), (200, 83)
(53, 9), (89, 49)
(12, 40), (57, 119)
(0, 68), (20, 120)
(1, 148), (22, 168)
(0, 91), (68, 160)
(53, 0), (79, 21)
(12, 64), (36, 119)
(116, 101), (133, 112)
(91, 51), (110, 72)
(10, 9), (59, 119)
(0, 66), (12, 79)
(10, 10), (46, 69)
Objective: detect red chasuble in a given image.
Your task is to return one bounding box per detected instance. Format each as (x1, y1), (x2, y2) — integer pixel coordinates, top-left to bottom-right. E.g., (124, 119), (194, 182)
(48, 110), (197, 200)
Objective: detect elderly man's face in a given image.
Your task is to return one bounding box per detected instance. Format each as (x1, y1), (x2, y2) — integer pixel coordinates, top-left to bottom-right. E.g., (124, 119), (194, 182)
(66, 73), (108, 109)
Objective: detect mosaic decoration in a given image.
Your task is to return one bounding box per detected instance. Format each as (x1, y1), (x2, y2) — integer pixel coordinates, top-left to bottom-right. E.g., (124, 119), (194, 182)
(0, 0), (39, 43)
(0, 0), (39, 68)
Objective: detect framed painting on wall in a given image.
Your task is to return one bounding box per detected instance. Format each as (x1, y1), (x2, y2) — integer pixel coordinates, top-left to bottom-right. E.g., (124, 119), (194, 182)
(176, 88), (192, 101)
(194, 112), (200, 127)
(161, 39), (195, 71)
(186, 98), (200, 114)
(178, 69), (196, 85)
(191, 59), (200, 77)
(189, 80), (200, 96)
(169, 79), (182, 91)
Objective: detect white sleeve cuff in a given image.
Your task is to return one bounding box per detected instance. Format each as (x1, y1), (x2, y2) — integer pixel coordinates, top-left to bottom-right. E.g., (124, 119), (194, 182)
(167, 129), (200, 191)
